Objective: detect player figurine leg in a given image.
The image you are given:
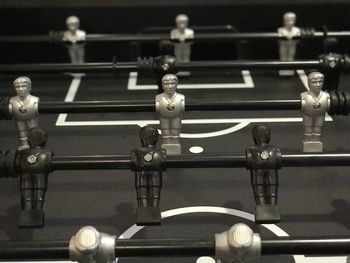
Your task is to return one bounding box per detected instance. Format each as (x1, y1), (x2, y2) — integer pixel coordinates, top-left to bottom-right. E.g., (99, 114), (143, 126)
(277, 12), (300, 76)
(174, 42), (191, 63)
(156, 74), (185, 155)
(247, 125), (281, 223)
(67, 44), (85, 64)
(301, 72), (330, 152)
(63, 16), (86, 64)
(18, 128), (50, 228)
(9, 77), (39, 151)
(131, 126), (166, 225)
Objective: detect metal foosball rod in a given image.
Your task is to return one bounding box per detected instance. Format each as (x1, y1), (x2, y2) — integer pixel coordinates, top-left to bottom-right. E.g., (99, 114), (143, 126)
(0, 97), (305, 117)
(0, 54), (346, 93)
(0, 47), (346, 92)
(65, 30), (350, 42)
(1, 30), (350, 43)
(0, 58), (336, 74)
(1, 224), (350, 262)
(38, 99), (302, 113)
(0, 73), (340, 117)
(77, 30), (350, 42)
(48, 153), (350, 170)
(2, 150), (350, 174)
(0, 90), (346, 115)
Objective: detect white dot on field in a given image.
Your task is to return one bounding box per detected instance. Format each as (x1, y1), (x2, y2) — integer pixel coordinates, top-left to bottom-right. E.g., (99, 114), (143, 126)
(189, 146), (204, 154)
(196, 256), (216, 263)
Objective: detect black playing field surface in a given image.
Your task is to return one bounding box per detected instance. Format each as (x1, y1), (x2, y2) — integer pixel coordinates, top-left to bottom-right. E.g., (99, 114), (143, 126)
(0, 69), (350, 263)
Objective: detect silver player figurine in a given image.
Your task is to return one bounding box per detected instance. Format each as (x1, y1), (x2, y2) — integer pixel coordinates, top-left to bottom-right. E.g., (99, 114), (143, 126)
(9, 77), (39, 151)
(63, 16), (86, 64)
(277, 12), (301, 76)
(156, 74), (185, 155)
(170, 14), (194, 63)
(301, 72), (330, 152)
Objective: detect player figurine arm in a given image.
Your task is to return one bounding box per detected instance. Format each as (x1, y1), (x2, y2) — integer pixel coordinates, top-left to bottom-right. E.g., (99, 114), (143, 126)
(155, 95), (161, 114)
(300, 92), (306, 112)
(188, 29), (194, 39)
(34, 96), (39, 117)
(277, 27), (284, 37)
(8, 100), (13, 116)
(170, 29), (177, 40)
(181, 95), (185, 113)
(326, 92), (331, 111)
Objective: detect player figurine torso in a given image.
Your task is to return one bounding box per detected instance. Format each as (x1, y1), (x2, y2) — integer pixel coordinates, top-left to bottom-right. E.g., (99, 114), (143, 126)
(319, 52), (343, 90)
(131, 147), (166, 171)
(156, 92), (185, 118)
(319, 53), (342, 70)
(170, 28), (194, 42)
(10, 95), (39, 121)
(301, 91), (330, 126)
(277, 26), (301, 41)
(63, 30), (86, 44)
(155, 55), (177, 75)
(248, 145), (281, 172)
(20, 148), (52, 174)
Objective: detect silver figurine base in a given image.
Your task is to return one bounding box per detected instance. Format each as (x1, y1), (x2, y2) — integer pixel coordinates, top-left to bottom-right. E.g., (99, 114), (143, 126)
(278, 70), (295, 76)
(303, 141), (323, 153)
(162, 143), (181, 156)
(176, 71), (191, 77)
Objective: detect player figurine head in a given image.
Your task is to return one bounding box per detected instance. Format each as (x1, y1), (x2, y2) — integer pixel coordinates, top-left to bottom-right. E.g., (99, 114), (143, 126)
(176, 14), (189, 32)
(323, 37), (339, 53)
(66, 16), (80, 33)
(308, 72), (324, 96)
(162, 74), (178, 95)
(283, 12), (296, 29)
(140, 126), (159, 147)
(13, 76), (31, 99)
(252, 125), (271, 146)
(28, 127), (48, 148)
